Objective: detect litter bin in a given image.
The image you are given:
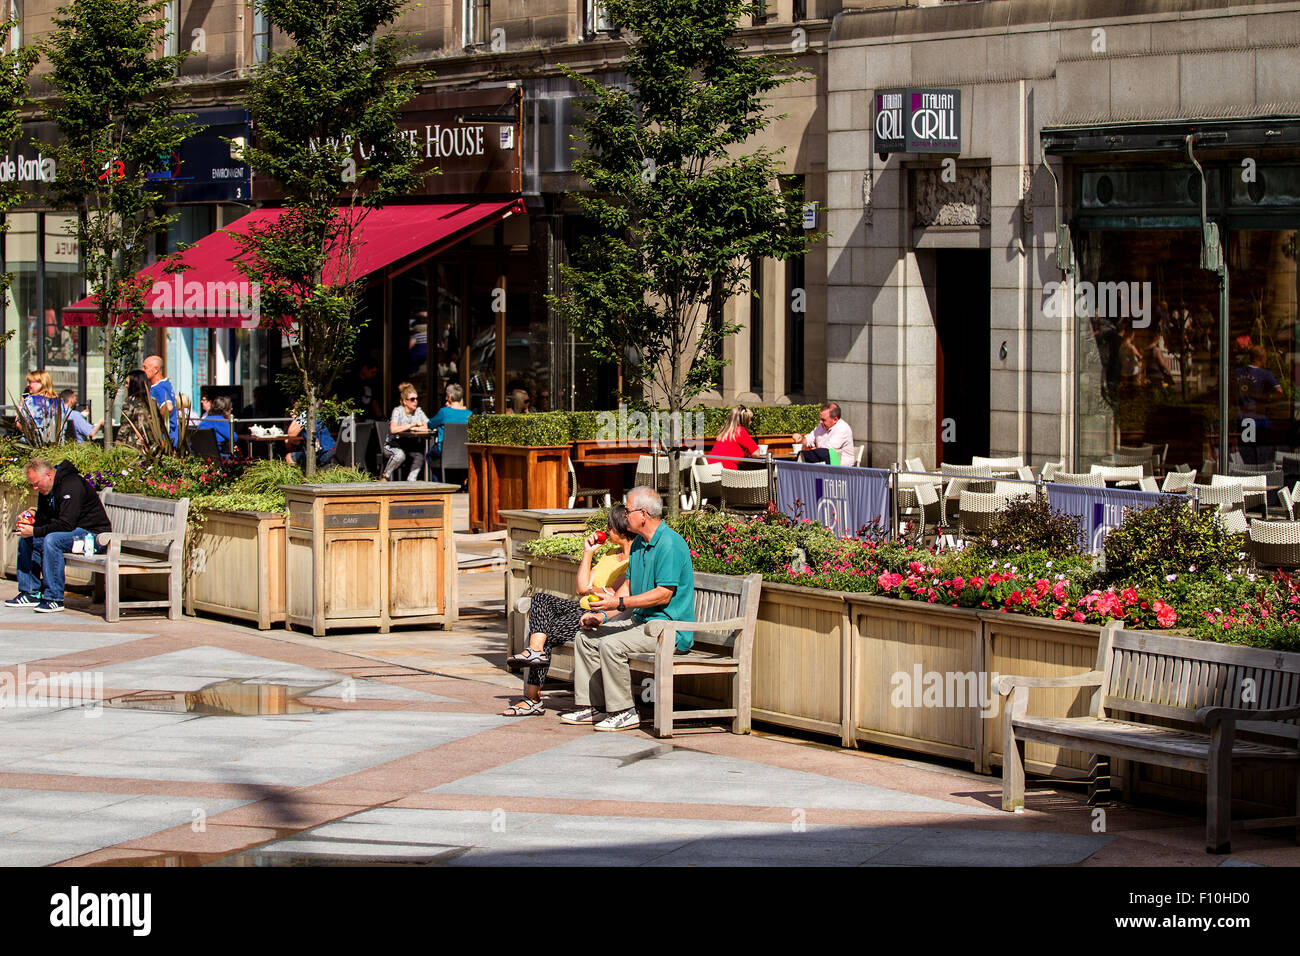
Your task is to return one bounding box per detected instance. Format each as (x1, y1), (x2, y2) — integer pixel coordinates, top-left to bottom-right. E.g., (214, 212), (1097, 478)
(283, 481), (458, 635)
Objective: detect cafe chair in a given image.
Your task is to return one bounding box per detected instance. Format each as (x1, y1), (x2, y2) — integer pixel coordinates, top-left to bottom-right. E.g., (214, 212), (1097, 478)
(1248, 519), (1300, 570)
(1051, 471), (1106, 488)
(567, 457), (611, 509)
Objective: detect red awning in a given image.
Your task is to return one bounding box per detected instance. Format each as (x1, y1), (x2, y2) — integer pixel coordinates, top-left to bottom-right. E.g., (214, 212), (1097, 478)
(62, 200), (522, 327)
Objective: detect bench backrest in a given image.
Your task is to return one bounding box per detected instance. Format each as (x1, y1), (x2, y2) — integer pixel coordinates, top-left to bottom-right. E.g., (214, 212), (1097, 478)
(101, 491), (189, 561)
(1098, 627), (1300, 743)
(689, 571), (762, 654)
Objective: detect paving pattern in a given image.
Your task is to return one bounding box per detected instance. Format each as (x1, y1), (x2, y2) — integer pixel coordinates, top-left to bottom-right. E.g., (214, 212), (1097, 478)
(0, 495), (1291, 867)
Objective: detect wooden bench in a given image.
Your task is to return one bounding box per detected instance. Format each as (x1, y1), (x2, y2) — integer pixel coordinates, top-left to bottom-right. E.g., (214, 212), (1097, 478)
(998, 624), (1300, 853)
(65, 491), (189, 622)
(517, 570), (763, 738)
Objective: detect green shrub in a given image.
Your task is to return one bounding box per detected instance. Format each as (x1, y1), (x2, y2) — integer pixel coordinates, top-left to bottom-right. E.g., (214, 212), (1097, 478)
(1103, 497), (1244, 584)
(465, 405), (822, 446)
(969, 495), (1085, 559)
(465, 411), (572, 446)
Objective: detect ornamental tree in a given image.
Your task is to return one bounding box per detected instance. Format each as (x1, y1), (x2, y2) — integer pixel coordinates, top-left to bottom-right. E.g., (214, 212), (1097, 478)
(232, 0), (426, 475)
(41, 0), (194, 448)
(0, 17), (37, 352)
(553, 0), (815, 514)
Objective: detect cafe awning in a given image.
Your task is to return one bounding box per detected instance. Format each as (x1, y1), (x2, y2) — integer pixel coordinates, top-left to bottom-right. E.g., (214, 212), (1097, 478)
(62, 199), (523, 327)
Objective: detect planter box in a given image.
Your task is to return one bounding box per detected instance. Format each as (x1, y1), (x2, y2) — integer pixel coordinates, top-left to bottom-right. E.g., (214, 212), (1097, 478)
(284, 481), (458, 636)
(186, 509), (287, 629)
(467, 444), (571, 533)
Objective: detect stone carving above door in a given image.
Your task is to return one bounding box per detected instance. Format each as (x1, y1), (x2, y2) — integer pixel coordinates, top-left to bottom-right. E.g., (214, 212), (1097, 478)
(913, 166), (990, 227)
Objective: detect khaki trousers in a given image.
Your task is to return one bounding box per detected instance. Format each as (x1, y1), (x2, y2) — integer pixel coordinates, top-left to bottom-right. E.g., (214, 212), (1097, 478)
(572, 620), (657, 713)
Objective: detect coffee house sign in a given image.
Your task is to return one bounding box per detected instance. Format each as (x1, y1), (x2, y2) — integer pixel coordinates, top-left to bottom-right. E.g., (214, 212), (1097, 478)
(873, 88), (961, 155)
(253, 88), (521, 201)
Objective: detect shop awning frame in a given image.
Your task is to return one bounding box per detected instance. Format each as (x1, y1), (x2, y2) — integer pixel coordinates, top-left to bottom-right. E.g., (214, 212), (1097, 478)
(62, 199), (524, 328)
(1042, 116), (1300, 156)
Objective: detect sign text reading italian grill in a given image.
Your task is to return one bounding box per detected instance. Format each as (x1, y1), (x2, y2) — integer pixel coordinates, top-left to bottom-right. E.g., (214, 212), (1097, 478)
(872, 88), (961, 155)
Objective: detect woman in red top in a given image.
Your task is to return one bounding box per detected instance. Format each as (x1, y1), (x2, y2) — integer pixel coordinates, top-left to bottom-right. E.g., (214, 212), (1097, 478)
(707, 406), (759, 469)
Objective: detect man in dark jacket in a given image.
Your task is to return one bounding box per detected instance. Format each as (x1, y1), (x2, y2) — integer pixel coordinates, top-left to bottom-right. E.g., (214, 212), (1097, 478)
(6, 458), (112, 613)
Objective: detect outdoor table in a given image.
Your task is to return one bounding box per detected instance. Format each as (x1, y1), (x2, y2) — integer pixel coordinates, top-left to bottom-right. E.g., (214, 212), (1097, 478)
(401, 427), (440, 480)
(238, 433), (288, 460)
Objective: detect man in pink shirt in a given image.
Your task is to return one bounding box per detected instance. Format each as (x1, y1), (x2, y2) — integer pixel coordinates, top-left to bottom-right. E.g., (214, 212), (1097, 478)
(794, 402), (856, 465)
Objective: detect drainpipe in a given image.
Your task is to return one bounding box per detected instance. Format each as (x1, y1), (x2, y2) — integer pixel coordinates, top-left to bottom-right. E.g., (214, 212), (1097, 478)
(1186, 135), (1229, 476)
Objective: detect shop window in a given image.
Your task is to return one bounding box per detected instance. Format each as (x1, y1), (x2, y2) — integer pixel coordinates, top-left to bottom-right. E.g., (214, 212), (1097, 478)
(1074, 227), (1300, 475)
(463, 0), (489, 49)
(251, 2), (271, 64)
(752, 0), (769, 25)
(793, 0), (807, 22)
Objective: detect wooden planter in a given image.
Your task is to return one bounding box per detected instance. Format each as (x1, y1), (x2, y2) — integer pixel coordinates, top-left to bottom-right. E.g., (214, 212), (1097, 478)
(186, 509), (287, 629)
(284, 481), (458, 636)
(467, 444), (571, 533)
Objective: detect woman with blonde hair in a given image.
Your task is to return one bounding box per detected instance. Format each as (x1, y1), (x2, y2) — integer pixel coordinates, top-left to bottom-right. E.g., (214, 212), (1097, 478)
(706, 405), (758, 470)
(381, 382), (429, 481)
(22, 370), (62, 433)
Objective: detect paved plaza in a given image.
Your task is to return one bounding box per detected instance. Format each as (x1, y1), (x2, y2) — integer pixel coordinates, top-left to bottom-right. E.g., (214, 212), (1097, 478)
(0, 503), (1291, 867)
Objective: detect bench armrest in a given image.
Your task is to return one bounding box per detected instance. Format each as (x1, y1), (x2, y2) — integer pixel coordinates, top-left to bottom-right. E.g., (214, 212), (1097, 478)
(996, 671), (1104, 696)
(1196, 704), (1300, 729)
(97, 531), (181, 546)
(644, 617), (747, 644)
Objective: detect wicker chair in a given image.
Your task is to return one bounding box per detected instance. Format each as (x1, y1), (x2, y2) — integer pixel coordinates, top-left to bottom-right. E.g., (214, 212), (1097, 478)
(1191, 482), (1244, 514)
(1039, 459), (1065, 483)
(1161, 470), (1194, 494)
(1219, 509), (1249, 536)
(1213, 473), (1269, 515)
(1138, 475), (1159, 493)
(972, 455), (1023, 476)
(1248, 519), (1300, 569)
(1052, 471), (1106, 488)
(1280, 486), (1297, 521)
(958, 491), (1019, 537)
(1089, 463), (1145, 486)
(567, 458), (611, 509)
(688, 459), (723, 511)
(720, 467), (771, 514)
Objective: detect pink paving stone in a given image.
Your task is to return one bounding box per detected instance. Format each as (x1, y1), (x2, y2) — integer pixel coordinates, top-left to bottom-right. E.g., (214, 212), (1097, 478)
(115, 823), (284, 854)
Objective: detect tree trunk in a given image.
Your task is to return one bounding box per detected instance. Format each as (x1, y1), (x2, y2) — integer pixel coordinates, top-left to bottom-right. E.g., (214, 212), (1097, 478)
(101, 322), (115, 448)
(304, 384), (318, 478)
(666, 396), (681, 518)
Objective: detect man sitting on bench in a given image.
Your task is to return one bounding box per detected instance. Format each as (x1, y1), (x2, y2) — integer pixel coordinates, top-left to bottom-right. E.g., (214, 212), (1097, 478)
(794, 401), (855, 465)
(6, 457), (111, 614)
(562, 486), (695, 733)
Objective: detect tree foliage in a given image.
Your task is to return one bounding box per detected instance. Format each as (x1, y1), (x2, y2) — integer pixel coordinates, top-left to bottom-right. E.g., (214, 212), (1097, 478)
(232, 0), (426, 474)
(0, 17), (39, 350)
(553, 0), (816, 512)
(41, 0), (195, 448)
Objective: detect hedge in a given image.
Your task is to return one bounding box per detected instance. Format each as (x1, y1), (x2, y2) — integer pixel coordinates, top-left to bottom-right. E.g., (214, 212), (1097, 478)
(466, 404), (821, 446)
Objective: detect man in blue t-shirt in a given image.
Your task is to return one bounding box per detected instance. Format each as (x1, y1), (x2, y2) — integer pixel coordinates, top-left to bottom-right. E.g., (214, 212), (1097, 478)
(285, 410), (337, 468)
(563, 486), (695, 733)
(143, 355), (178, 446)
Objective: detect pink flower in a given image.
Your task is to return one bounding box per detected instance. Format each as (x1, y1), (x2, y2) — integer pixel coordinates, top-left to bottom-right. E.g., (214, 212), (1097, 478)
(1052, 581), (1067, 602)
(1073, 611), (1086, 623)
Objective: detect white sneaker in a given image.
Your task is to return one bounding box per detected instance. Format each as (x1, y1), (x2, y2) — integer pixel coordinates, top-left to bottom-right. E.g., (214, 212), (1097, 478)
(560, 706), (605, 725)
(593, 708), (642, 732)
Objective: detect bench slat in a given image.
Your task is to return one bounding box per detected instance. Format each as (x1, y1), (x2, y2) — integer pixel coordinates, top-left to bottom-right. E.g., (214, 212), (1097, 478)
(1014, 716), (1300, 761)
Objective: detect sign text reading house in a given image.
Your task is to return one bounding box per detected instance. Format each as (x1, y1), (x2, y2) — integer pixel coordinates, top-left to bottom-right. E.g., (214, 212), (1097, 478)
(873, 88), (961, 155)
(251, 89), (521, 200)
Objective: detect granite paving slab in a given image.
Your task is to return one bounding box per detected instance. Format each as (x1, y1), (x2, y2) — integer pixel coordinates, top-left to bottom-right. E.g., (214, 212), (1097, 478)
(429, 734), (997, 815)
(0, 629), (155, 667)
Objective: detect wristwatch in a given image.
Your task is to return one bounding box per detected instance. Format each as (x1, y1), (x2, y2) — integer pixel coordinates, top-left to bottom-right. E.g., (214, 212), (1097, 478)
(618, 597), (625, 611)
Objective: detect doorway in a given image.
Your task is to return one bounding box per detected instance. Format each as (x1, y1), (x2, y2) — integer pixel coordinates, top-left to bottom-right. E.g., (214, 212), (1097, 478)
(934, 249), (990, 465)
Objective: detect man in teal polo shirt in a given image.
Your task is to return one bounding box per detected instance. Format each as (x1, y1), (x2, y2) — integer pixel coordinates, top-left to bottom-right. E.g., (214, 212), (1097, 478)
(563, 485), (695, 732)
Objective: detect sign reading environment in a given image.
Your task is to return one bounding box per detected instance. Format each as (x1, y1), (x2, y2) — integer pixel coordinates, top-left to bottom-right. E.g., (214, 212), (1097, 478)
(873, 88), (961, 155)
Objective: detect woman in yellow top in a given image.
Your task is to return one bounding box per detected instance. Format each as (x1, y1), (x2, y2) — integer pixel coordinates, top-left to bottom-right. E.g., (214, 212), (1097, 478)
(501, 504), (635, 716)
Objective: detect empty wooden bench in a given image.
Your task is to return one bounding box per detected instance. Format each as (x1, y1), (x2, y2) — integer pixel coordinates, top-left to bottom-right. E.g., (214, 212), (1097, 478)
(65, 491), (189, 622)
(517, 570), (763, 738)
(998, 624), (1300, 853)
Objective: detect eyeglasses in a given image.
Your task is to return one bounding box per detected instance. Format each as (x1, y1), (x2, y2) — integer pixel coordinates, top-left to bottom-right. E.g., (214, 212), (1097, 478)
(403, 396), (418, 403)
